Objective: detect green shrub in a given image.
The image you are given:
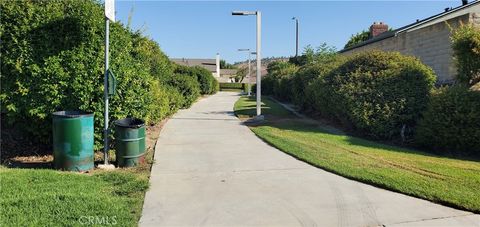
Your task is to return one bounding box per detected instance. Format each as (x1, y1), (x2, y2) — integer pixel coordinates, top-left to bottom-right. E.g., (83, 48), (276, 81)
(132, 34), (173, 81)
(265, 61), (298, 101)
(415, 85), (480, 156)
(165, 74), (200, 108)
(0, 0), (173, 148)
(174, 65), (218, 95)
(164, 85), (185, 115)
(291, 56), (345, 110)
(314, 51), (436, 139)
(219, 83), (245, 90)
(451, 24), (480, 86)
(289, 44), (338, 67)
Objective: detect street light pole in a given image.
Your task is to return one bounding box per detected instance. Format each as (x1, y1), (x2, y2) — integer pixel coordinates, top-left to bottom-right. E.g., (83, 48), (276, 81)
(247, 51), (251, 96)
(238, 48), (252, 96)
(103, 18), (110, 165)
(256, 11), (261, 116)
(232, 10), (262, 117)
(292, 17), (299, 57)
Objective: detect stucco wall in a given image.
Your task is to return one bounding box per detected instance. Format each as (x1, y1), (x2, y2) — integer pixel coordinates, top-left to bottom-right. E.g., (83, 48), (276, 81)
(342, 13), (478, 84)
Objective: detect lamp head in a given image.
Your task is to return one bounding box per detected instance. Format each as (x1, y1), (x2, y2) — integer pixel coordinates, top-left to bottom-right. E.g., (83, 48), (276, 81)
(232, 11), (256, 16)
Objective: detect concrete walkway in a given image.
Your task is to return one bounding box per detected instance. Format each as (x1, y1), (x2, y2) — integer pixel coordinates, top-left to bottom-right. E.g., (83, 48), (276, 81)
(140, 92), (479, 227)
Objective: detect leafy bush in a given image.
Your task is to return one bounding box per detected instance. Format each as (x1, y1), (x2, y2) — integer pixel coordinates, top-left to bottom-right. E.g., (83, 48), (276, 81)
(265, 61), (298, 100)
(164, 85), (185, 115)
(0, 0), (174, 148)
(344, 30), (370, 49)
(289, 44), (336, 67)
(451, 24), (480, 86)
(314, 51), (436, 139)
(219, 83), (245, 90)
(165, 74), (200, 108)
(291, 56), (344, 111)
(415, 85), (480, 156)
(174, 65), (218, 95)
(132, 34), (173, 81)
(252, 76), (274, 96)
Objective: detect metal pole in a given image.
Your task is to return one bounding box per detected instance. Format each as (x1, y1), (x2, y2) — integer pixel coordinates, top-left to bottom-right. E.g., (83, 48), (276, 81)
(295, 19), (299, 57)
(247, 52), (251, 96)
(103, 18), (109, 165)
(256, 11), (261, 116)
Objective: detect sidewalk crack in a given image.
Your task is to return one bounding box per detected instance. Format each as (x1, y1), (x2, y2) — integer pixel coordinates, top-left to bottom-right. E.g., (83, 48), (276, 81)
(384, 213), (477, 226)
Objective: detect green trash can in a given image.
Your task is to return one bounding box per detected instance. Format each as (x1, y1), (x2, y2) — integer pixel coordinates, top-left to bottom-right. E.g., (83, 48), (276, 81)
(114, 118), (146, 167)
(52, 111), (94, 172)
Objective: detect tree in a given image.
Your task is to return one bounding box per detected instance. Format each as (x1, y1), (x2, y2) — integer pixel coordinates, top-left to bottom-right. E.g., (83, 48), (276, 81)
(235, 66), (248, 82)
(289, 43), (337, 66)
(451, 24), (480, 86)
(344, 30), (370, 49)
(220, 60), (236, 69)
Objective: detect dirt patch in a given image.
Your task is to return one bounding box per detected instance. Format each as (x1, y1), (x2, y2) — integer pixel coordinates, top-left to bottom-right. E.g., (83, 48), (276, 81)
(2, 119), (168, 170)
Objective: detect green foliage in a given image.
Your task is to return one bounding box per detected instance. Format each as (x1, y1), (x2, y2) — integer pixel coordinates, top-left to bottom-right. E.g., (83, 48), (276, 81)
(291, 56), (345, 111)
(415, 85), (480, 156)
(165, 74), (200, 108)
(173, 64), (218, 95)
(289, 43), (337, 66)
(451, 24), (480, 86)
(220, 59), (236, 69)
(132, 34), (173, 81)
(219, 83), (245, 90)
(289, 45), (343, 110)
(314, 51), (436, 139)
(265, 61), (298, 100)
(0, 0), (175, 149)
(344, 30), (370, 49)
(235, 66), (248, 83)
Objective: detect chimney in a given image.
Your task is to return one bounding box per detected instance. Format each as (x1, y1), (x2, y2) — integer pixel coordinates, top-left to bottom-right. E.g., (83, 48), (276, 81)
(369, 22), (389, 38)
(462, 0), (468, 6)
(216, 53), (220, 78)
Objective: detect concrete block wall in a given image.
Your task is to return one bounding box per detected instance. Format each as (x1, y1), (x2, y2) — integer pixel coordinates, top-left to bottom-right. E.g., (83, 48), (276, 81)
(342, 14), (474, 84)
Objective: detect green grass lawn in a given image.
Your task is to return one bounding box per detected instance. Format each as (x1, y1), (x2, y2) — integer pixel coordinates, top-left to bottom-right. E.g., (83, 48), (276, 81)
(0, 122), (163, 226)
(0, 167), (149, 226)
(234, 95), (480, 213)
(234, 96), (293, 119)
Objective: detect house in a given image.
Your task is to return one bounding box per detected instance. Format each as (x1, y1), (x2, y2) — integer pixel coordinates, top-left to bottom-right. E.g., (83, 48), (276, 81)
(218, 69), (238, 83)
(171, 53), (221, 79)
(340, 0), (480, 84)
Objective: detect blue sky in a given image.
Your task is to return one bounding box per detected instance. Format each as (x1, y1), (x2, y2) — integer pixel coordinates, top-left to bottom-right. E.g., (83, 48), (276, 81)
(115, 0), (463, 63)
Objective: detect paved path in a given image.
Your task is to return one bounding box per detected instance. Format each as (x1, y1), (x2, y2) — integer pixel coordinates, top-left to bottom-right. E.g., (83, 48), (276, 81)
(140, 92), (479, 227)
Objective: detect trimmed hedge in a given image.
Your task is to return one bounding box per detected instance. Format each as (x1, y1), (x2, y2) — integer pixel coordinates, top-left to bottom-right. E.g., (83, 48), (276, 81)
(291, 56), (345, 111)
(415, 85), (480, 156)
(266, 62), (298, 100)
(219, 83), (245, 90)
(174, 64), (218, 95)
(0, 0), (186, 149)
(165, 74), (200, 108)
(314, 51), (436, 139)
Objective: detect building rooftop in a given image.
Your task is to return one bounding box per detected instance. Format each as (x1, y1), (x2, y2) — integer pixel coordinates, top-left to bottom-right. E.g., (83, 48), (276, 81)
(340, 0), (480, 52)
(170, 58), (217, 72)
